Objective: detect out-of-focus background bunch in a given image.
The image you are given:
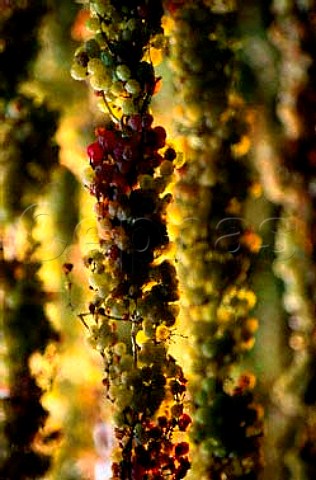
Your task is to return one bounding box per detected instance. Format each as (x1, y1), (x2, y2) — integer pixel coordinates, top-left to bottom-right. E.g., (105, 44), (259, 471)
(1, 2), (107, 479)
(1, 1), (316, 479)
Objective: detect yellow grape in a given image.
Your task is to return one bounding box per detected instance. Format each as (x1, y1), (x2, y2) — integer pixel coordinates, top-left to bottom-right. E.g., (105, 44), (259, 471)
(70, 63), (87, 81)
(81, 166), (95, 185)
(156, 325), (170, 342)
(87, 58), (106, 75)
(88, 271), (108, 290)
(113, 342), (127, 356)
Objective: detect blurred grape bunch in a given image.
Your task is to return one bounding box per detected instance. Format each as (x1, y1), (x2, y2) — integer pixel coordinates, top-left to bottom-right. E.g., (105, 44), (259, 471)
(71, 1), (191, 478)
(251, 1), (316, 478)
(1, 255), (60, 480)
(166, 1), (264, 478)
(0, 1), (60, 219)
(25, 1), (104, 477)
(0, 1), (48, 99)
(1, 95), (59, 219)
(0, 2), (61, 478)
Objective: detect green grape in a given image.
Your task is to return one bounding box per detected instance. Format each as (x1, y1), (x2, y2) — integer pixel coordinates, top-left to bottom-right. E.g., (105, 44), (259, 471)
(195, 407), (212, 425)
(142, 318), (156, 338)
(82, 166), (95, 186)
(195, 389), (208, 406)
(90, 0), (110, 17)
(115, 388), (133, 409)
(108, 363), (120, 381)
(126, 18), (139, 31)
(116, 64), (131, 81)
(108, 303), (124, 318)
(98, 321), (112, 341)
(201, 339), (216, 359)
(201, 377), (216, 395)
(88, 271), (108, 290)
(113, 410), (126, 427)
(90, 325), (99, 337)
(200, 438), (220, 457)
(87, 335), (98, 349)
(105, 23), (120, 39)
(98, 284), (110, 299)
(108, 383), (120, 399)
(100, 4), (117, 21)
(113, 342), (127, 357)
(125, 79), (141, 96)
(118, 354), (134, 371)
(111, 80), (125, 97)
(87, 58), (106, 75)
(121, 369), (140, 387)
(85, 249), (104, 263)
(122, 98), (137, 115)
(160, 160), (174, 176)
(74, 46), (85, 57)
(139, 175), (155, 190)
(100, 50), (114, 66)
(101, 92), (114, 105)
(84, 39), (101, 58)
(86, 17), (100, 32)
(158, 194), (173, 216)
(90, 295), (104, 310)
(95, 32), (107, 48)
(90, 73), (112, 91)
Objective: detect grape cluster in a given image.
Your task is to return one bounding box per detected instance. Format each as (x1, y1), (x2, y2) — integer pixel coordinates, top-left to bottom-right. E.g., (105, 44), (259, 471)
(0, 1), (48, 98)
(1, 4), (61, 478)
(258, 3), (316, 476)
(167, 2), (263, 478)
(72, 1), (190, 478)
(0, 95), (59, 218)
(81, 112), (189, 479)
(71, 0), (165, 117)
(111, 358), (191, 480)
(1, 260), (60, 479)
(83, 118), (175, 291)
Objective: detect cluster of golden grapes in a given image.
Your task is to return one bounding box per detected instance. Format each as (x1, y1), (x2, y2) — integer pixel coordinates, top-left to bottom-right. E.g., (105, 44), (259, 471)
(166, 2), (263, 478)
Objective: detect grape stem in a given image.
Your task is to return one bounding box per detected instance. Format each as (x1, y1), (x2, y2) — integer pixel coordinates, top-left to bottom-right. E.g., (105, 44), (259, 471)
(101, 91), (120, 122)
(77, 313), (90, 330)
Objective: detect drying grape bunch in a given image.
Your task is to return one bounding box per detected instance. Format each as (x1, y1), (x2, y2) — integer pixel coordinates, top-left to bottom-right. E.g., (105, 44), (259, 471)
(71, 2), (191, 479)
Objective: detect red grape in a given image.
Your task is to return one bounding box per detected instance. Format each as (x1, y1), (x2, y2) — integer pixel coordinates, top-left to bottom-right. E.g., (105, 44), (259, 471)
(87, 141), (104, 166)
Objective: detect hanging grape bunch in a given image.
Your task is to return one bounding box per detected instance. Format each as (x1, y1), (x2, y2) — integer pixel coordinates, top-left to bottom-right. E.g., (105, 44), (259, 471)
(164, 1), (264, 478)
(71, 1), (191, 479)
